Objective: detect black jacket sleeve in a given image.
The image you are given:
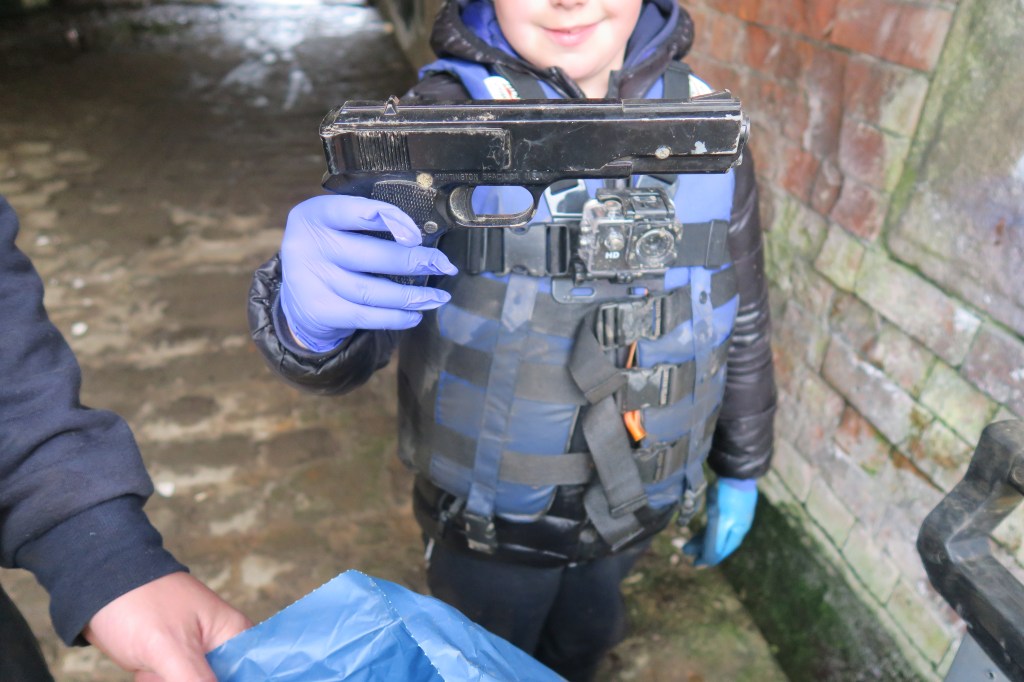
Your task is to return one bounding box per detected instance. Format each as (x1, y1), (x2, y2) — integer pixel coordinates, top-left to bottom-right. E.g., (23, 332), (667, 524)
(248, 255), (400, 395)
(0, 196), (185, 645)
(707, 156), (777, 479)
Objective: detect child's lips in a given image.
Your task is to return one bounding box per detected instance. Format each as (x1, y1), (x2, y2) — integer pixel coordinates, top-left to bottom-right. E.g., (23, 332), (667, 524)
(543, 22), (598, 47)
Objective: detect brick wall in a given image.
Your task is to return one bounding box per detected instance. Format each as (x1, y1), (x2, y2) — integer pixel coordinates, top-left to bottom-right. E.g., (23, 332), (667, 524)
(683, 0), (1024, 677)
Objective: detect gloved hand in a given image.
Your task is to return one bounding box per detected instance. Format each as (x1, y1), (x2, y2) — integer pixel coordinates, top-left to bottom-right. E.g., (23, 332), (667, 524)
(682, 477), (758, 567)
(279, 195), (458, 352)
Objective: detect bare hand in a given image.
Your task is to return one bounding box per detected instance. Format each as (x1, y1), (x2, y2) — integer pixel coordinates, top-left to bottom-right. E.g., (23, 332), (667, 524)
(83, 572), (252, 681)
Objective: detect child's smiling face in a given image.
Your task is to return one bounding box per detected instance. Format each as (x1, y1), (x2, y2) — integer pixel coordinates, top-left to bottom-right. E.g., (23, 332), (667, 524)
(493, 0), (644, 98)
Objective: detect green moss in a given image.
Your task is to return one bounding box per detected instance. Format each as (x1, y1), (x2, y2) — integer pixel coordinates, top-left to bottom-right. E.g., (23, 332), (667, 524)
(720, 499), (923, 681)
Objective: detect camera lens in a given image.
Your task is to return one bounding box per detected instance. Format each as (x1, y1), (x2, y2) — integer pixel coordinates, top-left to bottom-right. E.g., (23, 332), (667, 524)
(635, 228), (676, 266)
(603, 228), (626, 252)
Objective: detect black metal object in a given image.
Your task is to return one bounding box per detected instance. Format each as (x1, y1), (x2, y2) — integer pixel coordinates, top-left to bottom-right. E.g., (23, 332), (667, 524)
(319, 93), (748, 234)
(917, 419), (1024, 681)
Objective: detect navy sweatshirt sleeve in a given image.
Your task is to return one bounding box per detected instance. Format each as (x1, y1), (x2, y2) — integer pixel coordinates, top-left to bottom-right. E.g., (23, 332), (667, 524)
(0, 196), (185, 645)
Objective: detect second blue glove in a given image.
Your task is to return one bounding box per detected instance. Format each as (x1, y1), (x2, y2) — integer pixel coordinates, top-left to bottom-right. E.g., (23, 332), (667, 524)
(682, 477), (758, 567)
(278, 195), (458, 352)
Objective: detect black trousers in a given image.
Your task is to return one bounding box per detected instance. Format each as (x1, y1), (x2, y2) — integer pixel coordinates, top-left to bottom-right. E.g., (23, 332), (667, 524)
(426, 539), (649, 682)
(0, 584), (54, 682)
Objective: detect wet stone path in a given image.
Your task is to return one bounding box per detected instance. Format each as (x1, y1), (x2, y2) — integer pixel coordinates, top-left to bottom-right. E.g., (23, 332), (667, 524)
(0, 3), (786, 680)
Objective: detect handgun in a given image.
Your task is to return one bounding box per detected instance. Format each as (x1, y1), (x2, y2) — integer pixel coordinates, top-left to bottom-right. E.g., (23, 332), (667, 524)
(318, 94), (748, 282)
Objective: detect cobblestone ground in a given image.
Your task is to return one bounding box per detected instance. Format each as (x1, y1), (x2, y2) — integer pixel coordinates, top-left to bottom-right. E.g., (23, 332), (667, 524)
(0, 3), (786, 680)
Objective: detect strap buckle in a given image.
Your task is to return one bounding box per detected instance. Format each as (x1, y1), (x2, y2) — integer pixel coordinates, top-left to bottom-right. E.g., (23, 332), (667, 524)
(676, 480), (707, 528)
(595, 297), (666, 348)
(463, 511), (498, 554)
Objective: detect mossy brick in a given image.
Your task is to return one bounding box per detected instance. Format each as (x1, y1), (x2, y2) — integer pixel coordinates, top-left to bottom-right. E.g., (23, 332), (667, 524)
(842, 55), (929, 137)
(772, 341), (800, 398)
(936, 638), (960, 680)
(886, 0), (1024, 338)
(901, 418), (973, 492)
(830, 292), (882, 353)
(830, 0), (953, 71)
(778, 300), (830, 372)
(867, 324), (936, 397)
(854, 249), (981, 366)
(919, 362), (998, 445)
(877, 458), (945, 533)
(876, 515), (930, 585)
(788, 260), (837, 318)
(838, 117), (911, 192)
(836, 407), (892, 476)
(885, 580), (956, 665)
(806, 480), (856, 546)
(771, 438), (814, 502)
(962, 323), (1024, 417)
(821, 444), (889, 532)
(793, 369), (846, 459)
(842, 524), (900, 603)
(815, 223), (865, 292)
(823, 338), (921, 445)
(764, 191), (829, 281)
(759, 468), (799, 508)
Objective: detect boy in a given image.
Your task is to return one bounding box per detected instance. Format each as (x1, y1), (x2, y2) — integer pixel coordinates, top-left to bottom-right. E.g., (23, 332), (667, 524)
(249, 0), (775, 679)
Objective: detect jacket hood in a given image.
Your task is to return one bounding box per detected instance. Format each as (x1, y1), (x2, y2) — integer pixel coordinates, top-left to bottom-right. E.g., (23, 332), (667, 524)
(428, 0), (695, 98)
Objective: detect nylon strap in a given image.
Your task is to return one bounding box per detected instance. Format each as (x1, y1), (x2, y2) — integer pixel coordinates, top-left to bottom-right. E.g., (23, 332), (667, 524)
(569, 310), (650, 545)
(432, 423), (593, 486)
(442, 220), (730, 277)
(491, 64), (549, 99)
(662, 61), (692, 100)
(464, 275), (538, 553)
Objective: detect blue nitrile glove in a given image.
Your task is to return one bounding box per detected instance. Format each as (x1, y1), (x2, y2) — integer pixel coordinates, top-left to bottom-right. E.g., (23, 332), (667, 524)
(279, 195), (458, 352)
(683, 477), (758, 567)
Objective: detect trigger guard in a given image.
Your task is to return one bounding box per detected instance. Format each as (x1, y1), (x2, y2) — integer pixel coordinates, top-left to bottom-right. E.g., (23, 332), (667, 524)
(447, 184), (542, 229)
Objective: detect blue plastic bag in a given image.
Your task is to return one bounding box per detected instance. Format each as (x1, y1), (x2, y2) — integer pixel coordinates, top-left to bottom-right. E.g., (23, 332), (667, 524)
(206, 570), (563, 681)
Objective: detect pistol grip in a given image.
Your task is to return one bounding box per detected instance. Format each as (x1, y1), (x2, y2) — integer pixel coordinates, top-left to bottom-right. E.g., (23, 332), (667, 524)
(369, 180), (442, 286)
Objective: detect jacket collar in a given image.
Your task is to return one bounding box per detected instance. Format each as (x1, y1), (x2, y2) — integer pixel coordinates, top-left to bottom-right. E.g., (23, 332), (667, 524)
(429, 0), (694, 98)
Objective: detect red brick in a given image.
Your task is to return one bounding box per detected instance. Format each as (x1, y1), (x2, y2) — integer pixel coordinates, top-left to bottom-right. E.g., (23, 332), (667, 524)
(744, 25), (809, 82)
(811, 157), (843, 215)
(705, 11), (748, 63)
(838, 118), (885, 186)
(697, 0), (743, 15)
(842, 56), (929, 135)
(830, 179), (888, 240)
(801, 48), (847, 157)
(781, 142), (821, 204)
(687, 57), (746, 95)
(748, 123), (782, 184)
(738, 0), (841, 40)
(746, 74), (810, 144)
(736, 0), (761, 24)
(831, 0), (953, 71)
(838, 117), (909, 191)
(836, 407), (893, 475)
